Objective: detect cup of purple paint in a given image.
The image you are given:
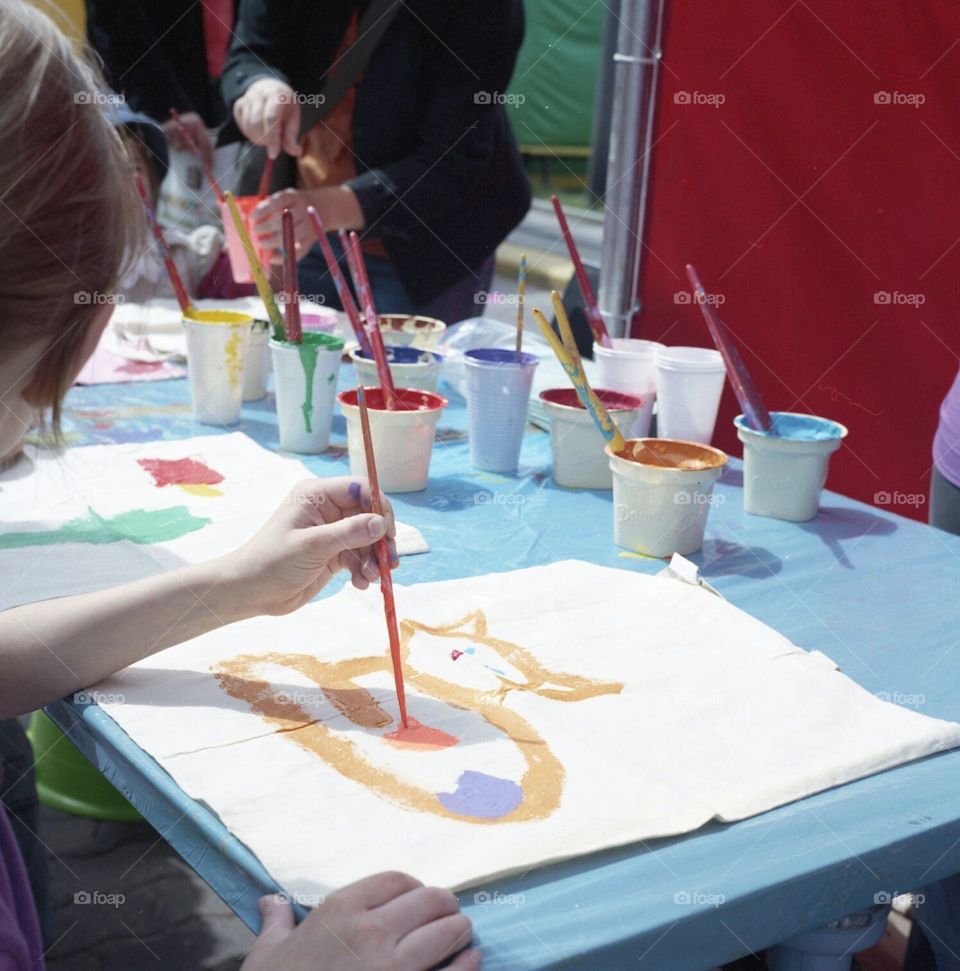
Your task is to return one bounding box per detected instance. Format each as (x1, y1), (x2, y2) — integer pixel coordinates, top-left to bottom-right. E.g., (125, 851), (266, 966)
(735, 412), (848, 522)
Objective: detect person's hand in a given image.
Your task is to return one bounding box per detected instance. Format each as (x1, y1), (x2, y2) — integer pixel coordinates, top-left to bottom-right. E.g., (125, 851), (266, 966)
(217, 477), (397, 618)
(251, 186), (364, 263)
(161, 111), (214, 170)
(233, 77), (302, 159)
(241, 873), (480, 971)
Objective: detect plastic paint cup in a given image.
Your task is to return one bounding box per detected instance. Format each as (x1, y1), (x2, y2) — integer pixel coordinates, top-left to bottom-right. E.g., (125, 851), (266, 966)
(242, 322), (271, 401)
(219, 195), (269, 285)
(593, 338), (664, 437)
(606, 438), (728, 557)
(654, 346), (727, 444)
(351, 346), (444, 394)
(270, 332), (345, 453)
(301, 311), (339, 334)
(464, 348), (539, 473)
(378, 314), (446, 350)
(182, 309), (253, 426)
(539, 387), (644, 489)
(735, 412), (848, 522)
(338, 388), (448, 493)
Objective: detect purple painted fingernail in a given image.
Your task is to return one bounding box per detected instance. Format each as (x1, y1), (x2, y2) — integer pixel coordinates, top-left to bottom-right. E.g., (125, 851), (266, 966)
(347, 481), (362, 501)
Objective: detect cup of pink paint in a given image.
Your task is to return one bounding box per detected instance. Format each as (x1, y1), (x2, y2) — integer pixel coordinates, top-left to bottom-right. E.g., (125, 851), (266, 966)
(338, 388), (448, 492)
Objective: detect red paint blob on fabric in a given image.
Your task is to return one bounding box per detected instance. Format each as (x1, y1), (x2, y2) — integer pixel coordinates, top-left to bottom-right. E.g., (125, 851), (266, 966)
(138, 457), (225, 487)
(384, 717), (458, 750)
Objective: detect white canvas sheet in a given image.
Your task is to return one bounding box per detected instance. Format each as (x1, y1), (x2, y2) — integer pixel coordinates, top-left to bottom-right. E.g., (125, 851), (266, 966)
(91, 560), (960, 897)
(0, 433), (427, 610)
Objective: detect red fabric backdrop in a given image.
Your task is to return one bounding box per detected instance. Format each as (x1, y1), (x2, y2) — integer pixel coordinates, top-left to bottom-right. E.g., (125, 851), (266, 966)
(635, 0), (960, 520)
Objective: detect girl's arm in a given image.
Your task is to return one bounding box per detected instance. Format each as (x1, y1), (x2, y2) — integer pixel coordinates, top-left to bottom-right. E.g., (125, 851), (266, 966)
(0, 477), (394, 719)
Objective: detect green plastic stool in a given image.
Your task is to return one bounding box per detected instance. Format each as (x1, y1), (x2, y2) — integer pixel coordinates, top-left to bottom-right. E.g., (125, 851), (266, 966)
(27, 711), (141, 822)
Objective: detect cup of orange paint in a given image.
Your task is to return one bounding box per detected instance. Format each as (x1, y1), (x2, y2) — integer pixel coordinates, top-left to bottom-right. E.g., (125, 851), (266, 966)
(606, 438), (728, 557)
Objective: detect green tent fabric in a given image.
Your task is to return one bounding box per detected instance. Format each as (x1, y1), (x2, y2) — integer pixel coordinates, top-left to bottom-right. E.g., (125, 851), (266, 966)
(507, 0), (603, 150)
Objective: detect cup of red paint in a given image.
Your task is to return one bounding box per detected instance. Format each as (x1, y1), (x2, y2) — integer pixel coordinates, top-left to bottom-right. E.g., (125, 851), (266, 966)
(219, 196), (270, 285)
(270, 332), (344, 453)
(539, 387), (644, 489)
(606, 438), (728, 557)
(735, 412), (847, 522)
(338, 388), (448, 492)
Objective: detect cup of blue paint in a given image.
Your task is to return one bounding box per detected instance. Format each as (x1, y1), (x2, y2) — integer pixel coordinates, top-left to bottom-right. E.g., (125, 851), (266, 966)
(735, 412), (848, 522)
(351, 345), (443, 394)
(464, 348), (539, 473)
(270, 332), (344, 453)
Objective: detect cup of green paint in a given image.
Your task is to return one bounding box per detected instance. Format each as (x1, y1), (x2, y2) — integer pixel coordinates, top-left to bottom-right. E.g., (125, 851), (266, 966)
(270, 332), (344, 453)
(182, 309), (253, 426)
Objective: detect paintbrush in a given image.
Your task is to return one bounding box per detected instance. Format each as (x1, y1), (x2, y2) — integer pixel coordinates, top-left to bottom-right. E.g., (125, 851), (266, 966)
(684, 264), (772, 433)
(515, 253), (527, 360)
(551, 194), (612, 349)
(281, 208), (302, 343)
(257, 156), (275, 199)
(305, 207), (372, 355)
(357, 384), (408, 728)
(533, 291), (627, 452)
(168, 108), (224, 202)
(344, 232), (397, 409)
(134, 173), (193, 315)
(223, 191), (285, 340)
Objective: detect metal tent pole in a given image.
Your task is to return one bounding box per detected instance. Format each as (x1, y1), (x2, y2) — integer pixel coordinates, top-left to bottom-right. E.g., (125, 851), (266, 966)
(597, 0), (666, 339)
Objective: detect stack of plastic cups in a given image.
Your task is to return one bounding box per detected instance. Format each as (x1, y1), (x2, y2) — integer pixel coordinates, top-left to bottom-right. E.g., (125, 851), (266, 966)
(182, 309), (253, 426)
(593, 338), (664, 437)
(270, 332), (345, 453)
(654, 347), (726, 444)
(464, 349), (539, 473)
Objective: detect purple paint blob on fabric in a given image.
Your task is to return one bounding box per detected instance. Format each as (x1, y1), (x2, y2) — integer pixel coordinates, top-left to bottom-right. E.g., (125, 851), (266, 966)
(436, 771), (523, 819)
(348, 481), (362, 501)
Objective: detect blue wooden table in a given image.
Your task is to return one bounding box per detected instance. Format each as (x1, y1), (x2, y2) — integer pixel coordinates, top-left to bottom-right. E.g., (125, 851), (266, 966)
(44, 370), (960, 970)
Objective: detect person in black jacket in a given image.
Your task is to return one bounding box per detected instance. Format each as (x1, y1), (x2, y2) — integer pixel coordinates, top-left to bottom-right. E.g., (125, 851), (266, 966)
(86, 0), (236, 168)
(220, 0), (531, 323)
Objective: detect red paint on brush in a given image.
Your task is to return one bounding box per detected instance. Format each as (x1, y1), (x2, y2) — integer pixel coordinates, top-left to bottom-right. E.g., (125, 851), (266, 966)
(281, 208), (302, 343)
(385, 717), (459, 750)
(138, 457), (224, 487)
(357, 385), (408, 727)
(257, 156), (275, 199)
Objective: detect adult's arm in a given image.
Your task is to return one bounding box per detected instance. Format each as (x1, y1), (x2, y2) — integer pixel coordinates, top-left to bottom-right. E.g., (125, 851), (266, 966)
(347, 0), (525, 235)
(85, 0), (196, 121)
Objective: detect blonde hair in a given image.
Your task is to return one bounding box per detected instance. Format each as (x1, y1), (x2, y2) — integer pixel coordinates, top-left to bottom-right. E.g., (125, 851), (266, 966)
(0, 0), (143, 431)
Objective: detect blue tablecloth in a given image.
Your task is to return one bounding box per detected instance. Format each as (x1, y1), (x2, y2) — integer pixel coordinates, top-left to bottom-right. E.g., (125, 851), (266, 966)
(45, 372), (960, 970)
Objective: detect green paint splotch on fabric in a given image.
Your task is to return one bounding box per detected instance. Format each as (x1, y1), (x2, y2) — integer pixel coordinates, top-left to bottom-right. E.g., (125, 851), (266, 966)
(289, 332), (343, 434)
(0, 506), (210, 549)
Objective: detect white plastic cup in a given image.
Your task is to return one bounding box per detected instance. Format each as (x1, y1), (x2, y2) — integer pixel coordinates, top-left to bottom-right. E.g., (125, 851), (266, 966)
(539, 388), (644, 489)
(593, 338), (664, 437)
(464, 349), (539, 473)
(378, 314), (446, 350)
(735, 412), (848, 522)
(606, 438), (728, 557)
(301, 311), (339, 334)
(338, 388), (448, 492)
(351, 345), (443, 393)
(182, 310), (253, 426)
(655, 346), (726, 444)
(242, 322), (271, 401)
(270, 332), (345, 453)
